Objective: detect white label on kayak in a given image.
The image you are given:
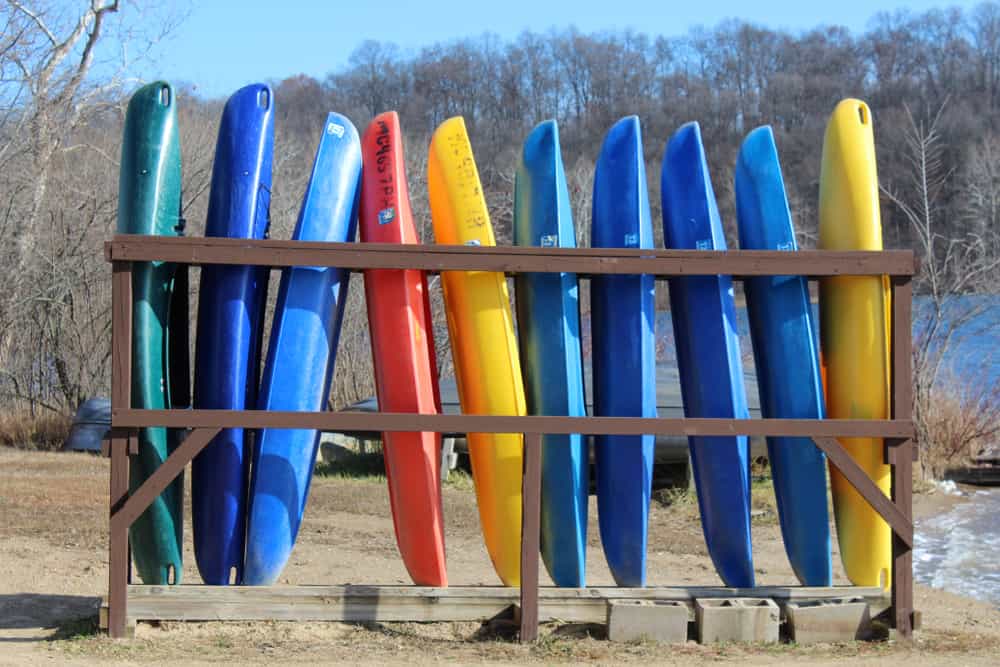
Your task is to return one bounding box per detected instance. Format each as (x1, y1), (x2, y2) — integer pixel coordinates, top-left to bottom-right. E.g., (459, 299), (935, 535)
(540, 234), (558, 247)
(378, 207), (395, 225)
(696, 239), (712, 250)
(624, 232), (638, 247)
(327, 122), (345, 138)
(777, 241), (795, 251)
(465, 239), (481, 246)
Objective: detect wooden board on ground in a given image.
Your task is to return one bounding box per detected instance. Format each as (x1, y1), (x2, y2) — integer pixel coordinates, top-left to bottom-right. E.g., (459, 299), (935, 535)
(100, 585), (887, 627)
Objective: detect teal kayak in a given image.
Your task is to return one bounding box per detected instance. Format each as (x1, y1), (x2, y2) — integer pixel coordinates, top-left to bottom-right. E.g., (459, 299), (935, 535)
(116, 81), (189, 585)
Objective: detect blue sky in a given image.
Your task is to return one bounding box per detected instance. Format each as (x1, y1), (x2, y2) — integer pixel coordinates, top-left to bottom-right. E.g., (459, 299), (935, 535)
(133, 0), (980, 98)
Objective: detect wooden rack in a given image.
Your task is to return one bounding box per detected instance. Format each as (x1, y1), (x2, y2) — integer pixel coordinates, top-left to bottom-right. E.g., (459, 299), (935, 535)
(102, 235), (917, 642)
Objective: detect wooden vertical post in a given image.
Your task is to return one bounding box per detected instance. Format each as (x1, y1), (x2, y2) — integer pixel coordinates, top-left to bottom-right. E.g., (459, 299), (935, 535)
(111, 261), (133, 411)
(107, 431), (131, 638)
(889, 276), (914, 638)
(109, 260), (133, 638)
(519, 432), (542, 643)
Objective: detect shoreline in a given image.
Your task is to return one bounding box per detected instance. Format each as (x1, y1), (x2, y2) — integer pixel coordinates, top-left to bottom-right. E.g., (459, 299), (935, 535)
(912, 479), (975, 521)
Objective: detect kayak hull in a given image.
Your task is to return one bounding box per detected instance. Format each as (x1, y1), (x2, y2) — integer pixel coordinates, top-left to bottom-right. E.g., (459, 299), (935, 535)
(735, 125), (832, 586)
(244, 114), (362, 586)
(513, 120), (588, 588)
(192, 83), (273, 585)
(661, 121), (755, 588)
(360, 111), (447, 587)
(428, 116), (526, 587)
(117, 81), (187, 586)
(591, 116), (656, 587)
(819, 99), (892, 589)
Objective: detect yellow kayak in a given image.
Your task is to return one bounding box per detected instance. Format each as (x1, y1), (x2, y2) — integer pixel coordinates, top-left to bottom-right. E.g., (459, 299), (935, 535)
(818, 99), (892, 589)
(428, 116), (526, 586)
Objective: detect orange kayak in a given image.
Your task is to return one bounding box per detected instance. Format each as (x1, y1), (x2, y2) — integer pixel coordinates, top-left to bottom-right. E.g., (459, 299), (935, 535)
(360, 111), (447, 586)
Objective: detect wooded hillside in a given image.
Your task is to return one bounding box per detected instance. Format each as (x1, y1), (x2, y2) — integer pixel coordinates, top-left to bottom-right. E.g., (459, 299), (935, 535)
(1, 1), (998, 415)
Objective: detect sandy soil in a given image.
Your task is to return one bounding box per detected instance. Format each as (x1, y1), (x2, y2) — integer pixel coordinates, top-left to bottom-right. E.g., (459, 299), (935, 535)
(0, 447), (997, 664)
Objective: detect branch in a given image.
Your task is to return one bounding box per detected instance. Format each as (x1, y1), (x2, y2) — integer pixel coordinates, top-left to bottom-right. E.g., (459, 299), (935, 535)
(8, 1), (58, 46)
(63, 1), (120, 102)
(36, 0), (118, 96)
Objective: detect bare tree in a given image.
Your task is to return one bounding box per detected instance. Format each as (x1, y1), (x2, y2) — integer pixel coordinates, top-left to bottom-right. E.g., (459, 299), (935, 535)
(0, 0), (182, 413)
(881, 101), (1000, 476)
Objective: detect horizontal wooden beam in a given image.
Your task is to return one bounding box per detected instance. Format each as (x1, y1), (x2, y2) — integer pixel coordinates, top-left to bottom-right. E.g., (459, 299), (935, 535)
(111, 409), (915, 439)
(107, 584), (886, 626)
(105, 236), (915, 277)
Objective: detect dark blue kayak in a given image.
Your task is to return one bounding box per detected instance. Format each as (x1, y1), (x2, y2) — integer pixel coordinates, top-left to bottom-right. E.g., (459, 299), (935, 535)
(192, 84), (273, 585)
(243, 114), (361, 585)
(591, 116), (656, 587)
(735, 125), (832, 586)
(513, 120), (588, 587)
(660, 122), (755, 588)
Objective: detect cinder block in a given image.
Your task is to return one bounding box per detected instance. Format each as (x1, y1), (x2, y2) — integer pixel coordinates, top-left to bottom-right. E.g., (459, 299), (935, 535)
(606, 599), (689, 643)
(785, 597), (872, 644)
(695, 598), (779, 644)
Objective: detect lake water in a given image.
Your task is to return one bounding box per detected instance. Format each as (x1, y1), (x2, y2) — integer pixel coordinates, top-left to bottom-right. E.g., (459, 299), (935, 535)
(914, 488), (1000, 609)
(647, 296), (1000, 388)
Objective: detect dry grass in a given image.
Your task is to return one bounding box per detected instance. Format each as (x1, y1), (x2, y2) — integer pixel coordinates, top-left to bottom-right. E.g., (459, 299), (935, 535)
(918, 375), (1000, 479)
(0, 410), (72, 450)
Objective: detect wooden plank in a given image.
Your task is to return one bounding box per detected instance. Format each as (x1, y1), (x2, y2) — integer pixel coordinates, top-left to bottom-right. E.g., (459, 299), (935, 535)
(112, 585), (885, 626)
(111, 427), (221, 534)
(105, 236), (916, 277)
(519, 433), (542, 642)
(812, 437), (913, 548)
(112, 409), (915, 439)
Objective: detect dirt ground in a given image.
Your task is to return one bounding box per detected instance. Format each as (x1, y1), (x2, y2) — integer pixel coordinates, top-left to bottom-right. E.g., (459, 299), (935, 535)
(1, 447), (998, 665)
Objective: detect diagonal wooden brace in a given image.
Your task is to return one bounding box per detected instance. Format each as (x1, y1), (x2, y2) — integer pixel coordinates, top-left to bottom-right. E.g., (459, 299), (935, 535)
(811, 437), (913, 548)
(110, 427), (221, 534)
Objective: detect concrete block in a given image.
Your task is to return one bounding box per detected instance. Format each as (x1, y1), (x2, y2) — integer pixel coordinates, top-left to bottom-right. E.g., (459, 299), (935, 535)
(695, 598), (779, 644)
(606, 599), (689, 643)
(785, 597), (872, 644)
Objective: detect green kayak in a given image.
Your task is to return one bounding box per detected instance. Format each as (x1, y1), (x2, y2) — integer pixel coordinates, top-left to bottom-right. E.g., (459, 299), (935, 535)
(116, 82), (189, 585)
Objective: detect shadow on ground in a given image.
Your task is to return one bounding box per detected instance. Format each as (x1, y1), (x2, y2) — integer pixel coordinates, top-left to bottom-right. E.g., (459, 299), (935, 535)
(0, 593), (101, 640)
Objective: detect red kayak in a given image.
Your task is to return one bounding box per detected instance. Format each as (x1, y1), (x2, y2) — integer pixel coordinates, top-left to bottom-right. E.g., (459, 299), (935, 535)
(360, 111), (447, 586)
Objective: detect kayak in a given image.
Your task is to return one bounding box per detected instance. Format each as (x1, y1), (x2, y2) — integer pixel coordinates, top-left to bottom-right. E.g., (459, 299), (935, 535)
(819, 99), (892, 589)
(359, 111), (447, 587)
(513, 120), (588, 587)
(243, 113), (362, 585)
(427, 116), (526, 587)
(192, 83), (273, 585)
(735, 125), (832, 586)
(591, 116), (656, 587)
(661, 121), (755, 588)
(116, 81), (189, 585)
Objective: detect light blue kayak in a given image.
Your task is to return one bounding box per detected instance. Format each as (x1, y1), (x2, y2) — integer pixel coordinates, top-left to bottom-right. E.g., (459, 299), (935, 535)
(243, 114), (361, 585)
(591, 116), (656, 587)
(735, 125), (831, 586)
(513, 120), (588, 587)
(661, 121), (754, 588)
